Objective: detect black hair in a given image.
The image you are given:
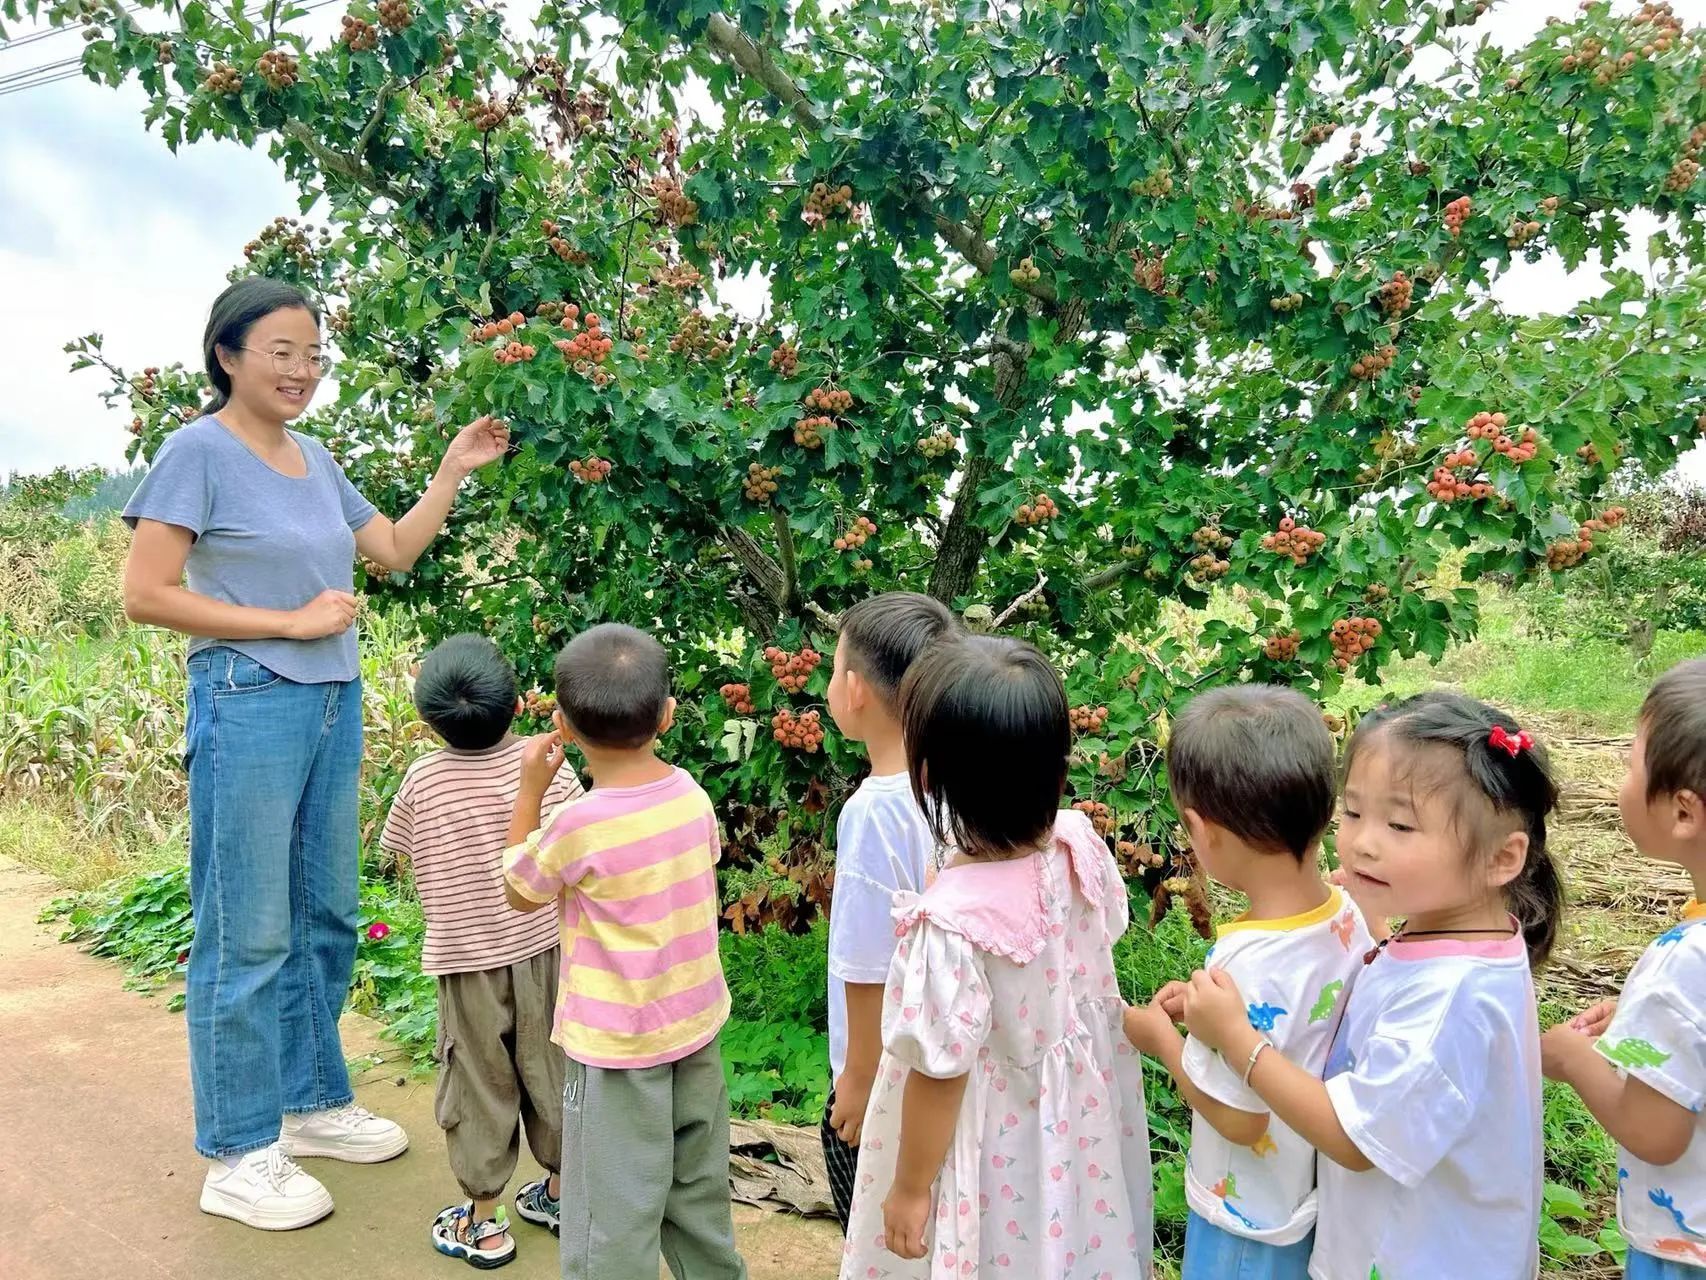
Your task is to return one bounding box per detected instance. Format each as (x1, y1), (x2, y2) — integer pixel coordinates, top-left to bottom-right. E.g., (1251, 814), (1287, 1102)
(1167, 684), (1336, 861)
(837, 591), (957, 706)
(900, 634), (1069, 860)
(1345, 690), (1563, 967)
(1639, 658), (1706, 803)
(553, 623), (672, 750)
(203, 278), (319, 414)
(413, 634), (519, 750)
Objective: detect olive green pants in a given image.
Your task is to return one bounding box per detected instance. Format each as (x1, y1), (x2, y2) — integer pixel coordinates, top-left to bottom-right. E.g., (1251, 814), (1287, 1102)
(434, 948), (564, 1200)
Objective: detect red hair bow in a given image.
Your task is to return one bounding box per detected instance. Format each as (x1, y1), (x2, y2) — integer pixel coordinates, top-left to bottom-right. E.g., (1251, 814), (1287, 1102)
(1489, 724), (1533, 757)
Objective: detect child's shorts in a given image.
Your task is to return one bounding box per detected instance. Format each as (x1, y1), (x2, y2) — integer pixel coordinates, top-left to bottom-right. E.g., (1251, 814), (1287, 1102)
(1183, 1210), (1314, 1280)
(1627, 1249), (1706, 1279)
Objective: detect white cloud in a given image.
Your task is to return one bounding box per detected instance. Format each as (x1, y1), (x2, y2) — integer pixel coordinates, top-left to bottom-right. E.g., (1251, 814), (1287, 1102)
(0, 2), (1702, 486)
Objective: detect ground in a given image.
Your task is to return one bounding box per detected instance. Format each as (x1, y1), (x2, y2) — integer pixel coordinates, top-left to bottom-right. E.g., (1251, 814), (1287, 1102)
(0, 856), (843, 1280)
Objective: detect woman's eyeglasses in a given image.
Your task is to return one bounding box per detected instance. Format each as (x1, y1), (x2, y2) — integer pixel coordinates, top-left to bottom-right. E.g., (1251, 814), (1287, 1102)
(242, 348), (333, 377)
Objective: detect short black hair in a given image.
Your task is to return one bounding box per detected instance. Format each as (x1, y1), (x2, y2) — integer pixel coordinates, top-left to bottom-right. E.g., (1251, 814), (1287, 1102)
(1167, 684), (1336, 861)
(554, 623), (672, 750)
(1640, 658), (1706, 802)
(1346, 690), (1563, 967)
(414, 633), (518, 750)
(901, 634), (1069, 859)
(838, 591), (957, 706)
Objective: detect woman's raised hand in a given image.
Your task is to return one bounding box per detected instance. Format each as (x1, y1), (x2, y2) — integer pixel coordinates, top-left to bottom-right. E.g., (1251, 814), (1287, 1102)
(441, 416), (512, 478)
(285, 589), (359, 640)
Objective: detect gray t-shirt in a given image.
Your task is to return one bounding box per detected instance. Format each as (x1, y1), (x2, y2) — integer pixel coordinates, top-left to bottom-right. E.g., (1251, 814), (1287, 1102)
(123, 417), (378, 684)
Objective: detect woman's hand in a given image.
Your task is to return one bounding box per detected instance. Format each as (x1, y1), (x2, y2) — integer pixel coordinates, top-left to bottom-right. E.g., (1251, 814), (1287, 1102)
(441, 416), (512, 479)
(1181, 968), (1254, 1055)
(881, 1183), (931, 1260)
(285, 589), (359, 640)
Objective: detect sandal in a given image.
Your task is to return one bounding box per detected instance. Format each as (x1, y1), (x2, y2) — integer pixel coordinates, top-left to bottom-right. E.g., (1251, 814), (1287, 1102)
(431, 1202), (516, 1269)
(514, 1176), (560, 1235)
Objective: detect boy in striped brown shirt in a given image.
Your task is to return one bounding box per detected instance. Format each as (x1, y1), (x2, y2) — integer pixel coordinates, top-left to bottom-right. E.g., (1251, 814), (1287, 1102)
(380, 633), (582, 1269)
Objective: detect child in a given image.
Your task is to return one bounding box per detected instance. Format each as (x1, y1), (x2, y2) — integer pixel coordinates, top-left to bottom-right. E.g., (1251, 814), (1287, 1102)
(502, 623), (747, 1280)
(821, 591), (957, 1230)
(1542, 658), (1706, 1277)
(379, 633), (582, 1268)
(1123, 685), (1372, 1278)
(1177, 690), (1559, 1280)
(839, 635), (1153, 1280)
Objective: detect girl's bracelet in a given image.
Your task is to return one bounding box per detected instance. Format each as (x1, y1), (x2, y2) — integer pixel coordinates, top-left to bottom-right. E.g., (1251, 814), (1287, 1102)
(1241, 1037), (1273, 1088)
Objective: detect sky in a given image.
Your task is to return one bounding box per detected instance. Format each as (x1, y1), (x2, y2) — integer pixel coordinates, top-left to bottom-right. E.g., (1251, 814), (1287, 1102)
(0, 1), (1702, 483)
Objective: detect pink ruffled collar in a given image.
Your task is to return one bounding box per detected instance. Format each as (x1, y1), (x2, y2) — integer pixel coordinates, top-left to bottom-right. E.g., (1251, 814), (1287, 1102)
(891, 809), (1111, 963)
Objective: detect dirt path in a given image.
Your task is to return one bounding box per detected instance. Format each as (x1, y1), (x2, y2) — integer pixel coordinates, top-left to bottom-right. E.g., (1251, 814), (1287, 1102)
(0, 856), (842, 1280)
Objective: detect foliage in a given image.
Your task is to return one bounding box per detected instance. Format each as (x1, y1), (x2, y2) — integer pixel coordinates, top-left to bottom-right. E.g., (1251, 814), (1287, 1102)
(20, 0), (1706, 875)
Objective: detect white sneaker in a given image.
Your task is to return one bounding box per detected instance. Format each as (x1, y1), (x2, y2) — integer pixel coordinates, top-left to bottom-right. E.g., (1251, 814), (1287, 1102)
(200, 1143), (334, 1231)
(279, 1102), (410, 1163)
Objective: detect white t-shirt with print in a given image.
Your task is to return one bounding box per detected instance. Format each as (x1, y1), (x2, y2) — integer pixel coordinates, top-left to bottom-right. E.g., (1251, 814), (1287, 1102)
(827, 772), (939, 1080)
(1180, 886), (1372, 1245)
(1597, 905), (1706, 1269)
(1310, 927), (1543, 1280)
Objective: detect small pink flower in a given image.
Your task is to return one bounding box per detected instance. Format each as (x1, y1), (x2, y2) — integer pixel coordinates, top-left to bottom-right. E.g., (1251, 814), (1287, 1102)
(979, 1193), (990, 1211)
(1006, 1219), (1021, 1236)
(1001, 1184), (1015, 1200)
(1005, 1112), (1019, 1127)
(1090, 1234), (1103, 1250)
(1095, 1197), (1110, 1214)
(1088, 1162), (1102, 1178)
(1049, 1221), (1064, 1239)
(366, 921), (390, 942)
(991, 1154), (1007, 1169)
(997, 1255), (1011, 1267)
(176, 949), (190, 965)
(1050, 1164), (1064, 1181)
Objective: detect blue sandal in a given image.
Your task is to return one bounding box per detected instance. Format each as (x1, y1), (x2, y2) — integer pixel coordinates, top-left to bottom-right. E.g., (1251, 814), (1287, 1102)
(513, 1177), (560, 1235)
(431, 1202), (516, 1269)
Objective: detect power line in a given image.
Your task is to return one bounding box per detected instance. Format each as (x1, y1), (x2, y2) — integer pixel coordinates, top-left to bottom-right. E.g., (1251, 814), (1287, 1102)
(0, 55), (80, 88)
(0, 5), (144, 54)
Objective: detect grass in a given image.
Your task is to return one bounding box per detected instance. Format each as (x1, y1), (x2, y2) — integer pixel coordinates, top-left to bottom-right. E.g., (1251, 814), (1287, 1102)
(0, 792), (184, 891)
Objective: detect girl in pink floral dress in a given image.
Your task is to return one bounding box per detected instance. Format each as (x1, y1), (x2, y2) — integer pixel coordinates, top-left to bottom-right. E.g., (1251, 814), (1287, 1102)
(840, 635), (1153, 1280)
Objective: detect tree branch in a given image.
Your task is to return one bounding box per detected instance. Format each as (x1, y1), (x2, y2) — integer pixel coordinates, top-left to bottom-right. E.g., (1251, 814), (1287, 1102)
(281, 121), (402, 200)
(720, 524), (788, 607)
(774, 511), (799, 609)
(991, 572), (1048, 628)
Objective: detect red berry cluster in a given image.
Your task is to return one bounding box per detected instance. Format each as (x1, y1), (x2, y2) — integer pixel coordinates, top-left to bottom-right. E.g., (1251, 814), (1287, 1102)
(834, 516), (877, 553)
(719, 683), (756, 715)
(556, 312), (613, 366)
(1576, 440), (1625, 468)
(1072, 799), (1116, 837)
(1443, 195), (1471, 237)
(1130, 251), (1167, 293)
(569, 456), (611, 483)
(1428, 448), (1494, 503)
(1373, 271), (1413, 317)
(1493, 426), (1540, 463)
(743, 463), (781, 503)
(804, 385), (852, 415)
(1014, 494), (1059, 527)
(793, 416), (832, 449)
(1263, 630), (1301, 661)
(256, 49), (298, 90)
(205, 61), (243, 94)
(535, 300), (575, 323)
(523, 689), (556, 719)
(340, 14), (378, 50)
(803, 181), (855, 229)
(1351, 344), (1397, 381)
(549, 236), (590, 264)
(1261, 516), (1327, 565)
(650, 175), (698, 227)
(1464, 409), (1508, 441)
(495, 340), (535, 365)
(1118, 840), (1166, 871)
(1069, 704), (1109, 735)
(771, 708), (825, 752)
(376, 0), (412, 32)
(472, 311), (525, 343)
(457, 95), (509, 131)
(1330, 617), (1382, 671)
(243, 216), (325, 268)
(651, 262), (703, 290)
(764, 646), (822, 694)
(769, 341), (799, 377)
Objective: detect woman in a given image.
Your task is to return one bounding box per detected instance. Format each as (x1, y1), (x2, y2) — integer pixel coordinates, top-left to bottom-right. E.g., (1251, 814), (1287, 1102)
(123, 278), (509, 1231)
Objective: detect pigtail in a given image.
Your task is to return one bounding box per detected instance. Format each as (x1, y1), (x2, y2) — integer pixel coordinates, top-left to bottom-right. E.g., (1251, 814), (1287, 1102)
(1506, 845), (1563, 968)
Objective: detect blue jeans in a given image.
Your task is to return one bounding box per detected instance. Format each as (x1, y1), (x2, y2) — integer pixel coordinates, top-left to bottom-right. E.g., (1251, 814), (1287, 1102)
(1183, 1210), (1314, 1280)
(1628, 1249), (1706, 1279)
(184, 648), (362, 1158)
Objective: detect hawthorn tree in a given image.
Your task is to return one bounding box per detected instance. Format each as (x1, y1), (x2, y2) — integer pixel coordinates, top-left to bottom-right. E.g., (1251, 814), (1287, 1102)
(19, 0), (1706, 907)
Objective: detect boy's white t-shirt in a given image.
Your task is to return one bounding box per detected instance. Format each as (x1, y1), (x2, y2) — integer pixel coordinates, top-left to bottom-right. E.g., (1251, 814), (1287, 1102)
(1311, 927), (1543, 1280)
(1596, 903), (1706, 1268)
(1180, 886), (1372, 1244)
(826, 772), (938, 1081)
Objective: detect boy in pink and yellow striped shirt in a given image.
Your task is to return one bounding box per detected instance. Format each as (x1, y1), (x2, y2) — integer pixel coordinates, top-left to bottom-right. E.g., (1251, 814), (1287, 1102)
(503, 623), (746, 1280)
